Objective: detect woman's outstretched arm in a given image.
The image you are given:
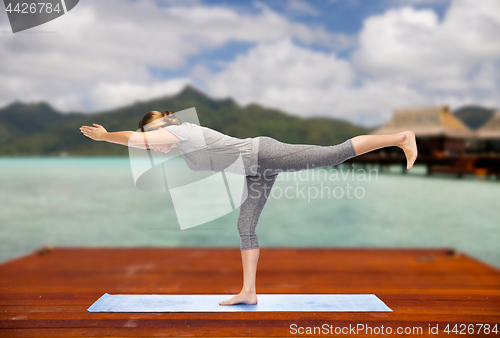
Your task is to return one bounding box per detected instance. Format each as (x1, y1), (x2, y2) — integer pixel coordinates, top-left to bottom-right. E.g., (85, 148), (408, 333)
(79, 123), (181, 149)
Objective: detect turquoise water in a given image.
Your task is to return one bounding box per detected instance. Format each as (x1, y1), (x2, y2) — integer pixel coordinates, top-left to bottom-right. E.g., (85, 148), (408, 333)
(0, 157), (499, 269)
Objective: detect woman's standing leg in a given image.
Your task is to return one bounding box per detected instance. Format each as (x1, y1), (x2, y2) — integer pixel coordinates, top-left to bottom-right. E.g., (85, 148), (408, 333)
(219, 173), (279, 305)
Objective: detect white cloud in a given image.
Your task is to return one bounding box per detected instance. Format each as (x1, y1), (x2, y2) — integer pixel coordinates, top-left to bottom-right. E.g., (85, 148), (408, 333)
(193, 38), (431, 125)
(287, 0), (320, 16)
(388, 0), (450, 5)
(192, 0), (500, 126)
(192, 38), (354, 103)
(352, 0), (500, 90)
(350, 0), (500, 117)
(89, 78), (191, 112)
(0, 0), (498, 127)
(0, 0), (352, 112)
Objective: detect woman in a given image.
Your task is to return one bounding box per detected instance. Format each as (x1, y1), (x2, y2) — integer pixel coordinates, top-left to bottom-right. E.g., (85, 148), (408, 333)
(80, 110), (418, 306)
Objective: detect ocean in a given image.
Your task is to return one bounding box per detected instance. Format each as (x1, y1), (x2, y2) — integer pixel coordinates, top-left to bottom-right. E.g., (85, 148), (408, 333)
(0, 157), (499, 269)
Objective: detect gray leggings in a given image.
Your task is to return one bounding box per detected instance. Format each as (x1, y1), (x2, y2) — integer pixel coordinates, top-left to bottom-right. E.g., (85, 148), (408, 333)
(237, 136), (358, 250)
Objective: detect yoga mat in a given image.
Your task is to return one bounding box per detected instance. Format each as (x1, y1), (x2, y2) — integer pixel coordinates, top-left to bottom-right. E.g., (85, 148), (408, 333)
(88, 293), (392, 312)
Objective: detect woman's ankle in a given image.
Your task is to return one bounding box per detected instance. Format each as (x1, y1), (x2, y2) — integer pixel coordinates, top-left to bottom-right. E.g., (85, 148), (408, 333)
(395, 132), (407, 147)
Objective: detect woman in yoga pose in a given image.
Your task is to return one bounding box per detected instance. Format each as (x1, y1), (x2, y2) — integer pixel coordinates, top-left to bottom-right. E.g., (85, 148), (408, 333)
(80, 110), (418, 306)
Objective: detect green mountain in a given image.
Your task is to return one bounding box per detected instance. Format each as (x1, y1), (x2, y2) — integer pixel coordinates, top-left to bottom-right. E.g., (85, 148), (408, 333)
(0, 85), (372, 156)
(0, 102), (85, 144)
(453, 105), (497, 130)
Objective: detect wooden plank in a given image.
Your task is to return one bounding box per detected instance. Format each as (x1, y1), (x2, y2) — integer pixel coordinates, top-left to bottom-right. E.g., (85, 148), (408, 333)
(1, 247), (499, 337)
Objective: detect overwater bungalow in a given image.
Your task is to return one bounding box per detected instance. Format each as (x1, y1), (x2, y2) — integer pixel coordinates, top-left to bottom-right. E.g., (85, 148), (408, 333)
(370, 105), (475, 157)
(475, 111), (500, 154)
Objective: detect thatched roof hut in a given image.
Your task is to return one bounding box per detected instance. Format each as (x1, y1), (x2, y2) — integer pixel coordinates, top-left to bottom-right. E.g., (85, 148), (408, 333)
(371, 105), (475, 138)
(476, 111), (500, 139)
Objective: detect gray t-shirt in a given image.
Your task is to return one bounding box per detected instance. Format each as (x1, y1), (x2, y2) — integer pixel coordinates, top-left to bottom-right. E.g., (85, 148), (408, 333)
(164, 122), (260, 176)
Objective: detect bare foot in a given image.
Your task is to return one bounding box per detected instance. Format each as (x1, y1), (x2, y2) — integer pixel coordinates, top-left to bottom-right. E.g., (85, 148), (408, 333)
(398, 130), (418, 169)
(219, 290), (258, 305)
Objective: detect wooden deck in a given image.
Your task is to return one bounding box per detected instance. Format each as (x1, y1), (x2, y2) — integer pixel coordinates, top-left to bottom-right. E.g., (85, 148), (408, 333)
(1, 247), (499, 337)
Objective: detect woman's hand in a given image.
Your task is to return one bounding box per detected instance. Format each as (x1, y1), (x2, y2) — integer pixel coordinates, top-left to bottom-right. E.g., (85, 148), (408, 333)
(80, 124), (108, 141)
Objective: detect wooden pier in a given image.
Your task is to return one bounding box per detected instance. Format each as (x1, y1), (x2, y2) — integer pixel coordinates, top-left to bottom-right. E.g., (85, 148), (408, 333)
(1, 247), (499, 337)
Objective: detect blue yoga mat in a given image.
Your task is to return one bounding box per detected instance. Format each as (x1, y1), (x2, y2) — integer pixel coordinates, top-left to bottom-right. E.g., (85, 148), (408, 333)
(88, 293), (392, 312)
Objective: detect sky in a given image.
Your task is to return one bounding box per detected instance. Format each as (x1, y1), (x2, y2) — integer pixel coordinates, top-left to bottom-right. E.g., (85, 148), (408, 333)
(0, 0), (499, 127)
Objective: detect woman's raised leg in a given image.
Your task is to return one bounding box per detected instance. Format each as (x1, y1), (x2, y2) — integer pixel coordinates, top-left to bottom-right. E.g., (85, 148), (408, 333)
(256, 130), (418, 175)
